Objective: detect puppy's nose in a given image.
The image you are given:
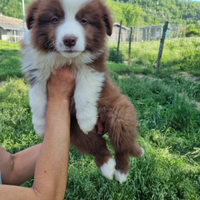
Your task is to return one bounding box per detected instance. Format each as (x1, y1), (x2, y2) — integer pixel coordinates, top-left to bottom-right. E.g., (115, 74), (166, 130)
(62, 36), (77, 47)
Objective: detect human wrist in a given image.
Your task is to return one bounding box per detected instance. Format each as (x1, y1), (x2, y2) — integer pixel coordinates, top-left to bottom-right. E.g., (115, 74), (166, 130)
(48, 97), (71, 106)
(47, 98), (71, 116)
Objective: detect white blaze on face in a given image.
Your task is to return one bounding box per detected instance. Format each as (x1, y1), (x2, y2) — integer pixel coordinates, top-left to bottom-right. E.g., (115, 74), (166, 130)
(56, 0), (90, 58)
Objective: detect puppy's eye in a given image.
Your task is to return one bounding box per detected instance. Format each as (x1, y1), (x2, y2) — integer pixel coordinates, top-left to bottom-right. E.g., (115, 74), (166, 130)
(80, 18), (87, 25)
(52, 17), (59, 23)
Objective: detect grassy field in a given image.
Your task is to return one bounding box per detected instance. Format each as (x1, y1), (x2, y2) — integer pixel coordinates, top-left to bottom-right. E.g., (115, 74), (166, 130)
(0, 40), (23, 81)
(109, 37), (200, 76)
(0, 39), (200, 199)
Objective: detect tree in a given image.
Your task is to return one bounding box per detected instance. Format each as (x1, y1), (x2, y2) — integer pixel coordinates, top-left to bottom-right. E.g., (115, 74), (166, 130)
(122, 4), (144, 26)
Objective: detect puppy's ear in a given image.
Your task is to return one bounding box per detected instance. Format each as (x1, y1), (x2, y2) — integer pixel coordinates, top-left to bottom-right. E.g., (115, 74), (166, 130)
(102, 4), (114, 36)
(26, 0), (38, 30)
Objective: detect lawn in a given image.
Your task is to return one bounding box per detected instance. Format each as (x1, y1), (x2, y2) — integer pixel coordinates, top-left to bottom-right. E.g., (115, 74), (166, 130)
(0, 40), (200, 199)
(0, 40), (23, 81)
(109, 37), (200, 76)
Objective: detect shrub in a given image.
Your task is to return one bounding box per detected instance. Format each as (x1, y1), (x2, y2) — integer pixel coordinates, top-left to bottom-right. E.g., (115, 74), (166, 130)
(108, 46), (125, 63)
(186, 29), (200, 37)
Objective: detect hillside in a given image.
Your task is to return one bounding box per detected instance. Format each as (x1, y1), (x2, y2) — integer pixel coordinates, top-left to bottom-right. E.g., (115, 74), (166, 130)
(0, 0), (31, 19)
(0, 0), (200, 27)
(128, 0), (200, 25)
(108, 0), (200, 26)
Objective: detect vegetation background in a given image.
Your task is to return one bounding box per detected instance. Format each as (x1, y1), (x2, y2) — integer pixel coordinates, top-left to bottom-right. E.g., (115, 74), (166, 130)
(1, 0), (200, 35)
(0, 0), (200, 199)
(1, 36), (200, 199)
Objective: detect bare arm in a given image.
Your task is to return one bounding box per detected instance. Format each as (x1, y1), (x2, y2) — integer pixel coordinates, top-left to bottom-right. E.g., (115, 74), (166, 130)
(0, 67), (75, 200)
(0, 144), (41, 185)
(0, 120), (105, 186)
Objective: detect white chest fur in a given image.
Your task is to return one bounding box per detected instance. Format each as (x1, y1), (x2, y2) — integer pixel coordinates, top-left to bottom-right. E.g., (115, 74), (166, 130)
(22, 31), (105, 137)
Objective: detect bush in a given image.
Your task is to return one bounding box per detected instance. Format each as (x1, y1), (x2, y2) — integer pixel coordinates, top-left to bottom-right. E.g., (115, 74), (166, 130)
(108, 46), (125, 63)
(181, 49), (200, 75)
(186, 29), (200, 37)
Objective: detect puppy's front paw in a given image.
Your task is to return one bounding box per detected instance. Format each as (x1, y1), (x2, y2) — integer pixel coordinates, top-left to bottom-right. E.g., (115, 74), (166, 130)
(34, 124), (45, 138)
(33, 117), (46, 138)
(77, 116), (97, 134)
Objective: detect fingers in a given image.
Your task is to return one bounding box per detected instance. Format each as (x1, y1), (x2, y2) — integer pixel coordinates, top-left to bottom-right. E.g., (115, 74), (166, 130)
(47, 67), (76, 101)
(54, 67), (75, 82)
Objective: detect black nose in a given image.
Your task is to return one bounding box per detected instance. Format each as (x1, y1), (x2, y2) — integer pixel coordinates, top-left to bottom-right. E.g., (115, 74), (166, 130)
(62, 36), (77, 47)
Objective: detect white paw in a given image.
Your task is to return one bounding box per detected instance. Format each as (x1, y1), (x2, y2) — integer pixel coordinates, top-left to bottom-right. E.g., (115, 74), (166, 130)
(141, 148), (145, 157)
(33, 118), (46, 138)
(114, 170), (128, 184)
(34, 124), (46, 138)
(77, 116), (97, 134)
(100, 158), (116, 180)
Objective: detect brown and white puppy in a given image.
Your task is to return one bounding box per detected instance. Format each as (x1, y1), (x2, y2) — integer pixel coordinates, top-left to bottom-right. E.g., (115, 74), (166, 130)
(22, 0), (144, 183)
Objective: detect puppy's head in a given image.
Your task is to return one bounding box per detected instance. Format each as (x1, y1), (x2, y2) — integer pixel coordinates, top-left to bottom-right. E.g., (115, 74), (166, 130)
(26, 0), (113, 58)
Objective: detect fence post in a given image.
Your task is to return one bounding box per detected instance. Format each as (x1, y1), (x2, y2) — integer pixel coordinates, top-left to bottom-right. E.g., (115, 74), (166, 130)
(117, 20), (122, 63)
(22, 0), (26, 30)
(156, 21), (169, 73)
(134, 27), (136, 42)
(169, 26), (171, 39)
(184, 25), (186, 37)
(128, 27), (133, 70)
(149, 25), (151, 41)
(176, 25), (179, 38)
(145, 28), (147, 41)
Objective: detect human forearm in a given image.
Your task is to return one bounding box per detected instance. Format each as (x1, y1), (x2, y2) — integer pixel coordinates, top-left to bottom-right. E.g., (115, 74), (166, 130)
(0, 100), (71, 200)
(0, 67), (75, 200)
(0, 146), (13, 183)
(32, 99), (70, 200)
(0, 144), (41, 185)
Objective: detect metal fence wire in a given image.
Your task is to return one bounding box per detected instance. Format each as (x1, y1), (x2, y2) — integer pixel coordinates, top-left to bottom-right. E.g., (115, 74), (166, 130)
(0, 12), (186, 44)
(109, 23), (186, 43)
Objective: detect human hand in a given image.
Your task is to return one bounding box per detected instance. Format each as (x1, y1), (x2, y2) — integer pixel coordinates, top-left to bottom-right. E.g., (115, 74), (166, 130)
(47, 67), (75, 102)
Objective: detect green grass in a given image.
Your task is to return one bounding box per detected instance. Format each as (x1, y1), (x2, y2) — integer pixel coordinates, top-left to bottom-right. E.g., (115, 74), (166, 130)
(1, 76), (200, 199)
(0, 40), (23, 81)
(109, 37), (200, 76)
(0, 40), (200, 199)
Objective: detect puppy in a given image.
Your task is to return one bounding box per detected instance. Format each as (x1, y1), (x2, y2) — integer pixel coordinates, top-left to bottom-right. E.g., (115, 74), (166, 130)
(22, 0), (144, 183)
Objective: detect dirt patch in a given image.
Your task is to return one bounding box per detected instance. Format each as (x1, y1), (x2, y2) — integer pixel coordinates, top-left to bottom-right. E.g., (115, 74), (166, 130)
(118, 74), (162, 82)
(0, 81), (5, 87)
(118, 75), (130, 79)
(196, 102), (200, 110)
(174, 72), (200, 83)
(179, 93), (200, 111)
(135, 74), (145, 79)
(188, 99), (200, 111)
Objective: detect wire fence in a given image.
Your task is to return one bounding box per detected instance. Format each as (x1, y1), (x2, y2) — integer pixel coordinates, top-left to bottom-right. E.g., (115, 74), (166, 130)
(0, 12), (186, 45)
(0, 13), (190, 74)
(110, 23), (186, 43)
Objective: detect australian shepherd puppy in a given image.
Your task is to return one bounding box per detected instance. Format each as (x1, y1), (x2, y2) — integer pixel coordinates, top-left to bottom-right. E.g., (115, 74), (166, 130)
(22, 0), (144, 183)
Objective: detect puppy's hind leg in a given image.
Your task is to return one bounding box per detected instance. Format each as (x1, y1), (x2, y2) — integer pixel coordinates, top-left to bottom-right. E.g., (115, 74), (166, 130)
(106, 101), (144, 183)
(70, 117), (116, 180)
